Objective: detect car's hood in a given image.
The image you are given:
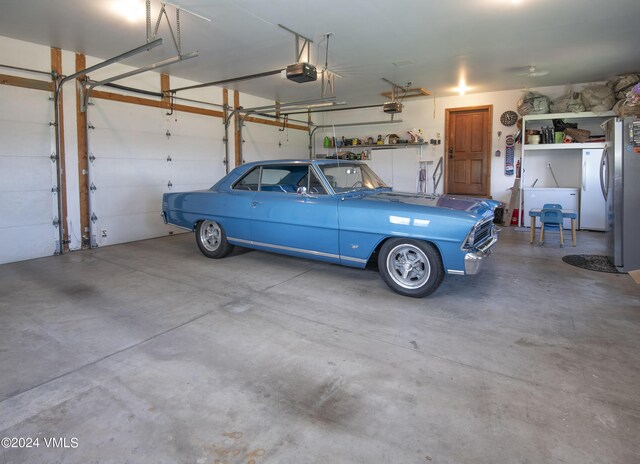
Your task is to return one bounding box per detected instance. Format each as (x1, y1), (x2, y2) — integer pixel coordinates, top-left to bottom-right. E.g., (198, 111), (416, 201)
(358, 191), (499, 216)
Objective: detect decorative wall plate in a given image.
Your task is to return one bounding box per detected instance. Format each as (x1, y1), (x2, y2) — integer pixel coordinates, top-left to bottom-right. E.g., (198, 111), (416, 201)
(500, 110), (518, 126)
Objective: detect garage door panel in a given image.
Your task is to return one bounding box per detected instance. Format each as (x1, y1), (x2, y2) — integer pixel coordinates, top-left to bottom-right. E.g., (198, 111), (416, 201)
(95, 186), (166, 217)
(0, 86), (56, 263)
(169, 114), (219, 136)
(90, 128), (168, 160)
(92, 159), (169, 188)
(0, 190), (52, 225)
(90, 100), (166, 133)
(93, 211), (173, 247)
(168, 135), (224, 161)
(0, 224), (56, 264)
(0, 122), (51, 157)
(0, 86), (52, 123)
(170, 160), (223, 186)
(0, 156), (53, 191)
(243, 126), (308, 162)
(88, 99), (222, 247)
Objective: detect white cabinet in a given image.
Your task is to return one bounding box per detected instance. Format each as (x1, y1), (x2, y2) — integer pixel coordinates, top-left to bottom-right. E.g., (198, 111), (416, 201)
(523, 188), (579, 229)
(519, 111), (615, 227)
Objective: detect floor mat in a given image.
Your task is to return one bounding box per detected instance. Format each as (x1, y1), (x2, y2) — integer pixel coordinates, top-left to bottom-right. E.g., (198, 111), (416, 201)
(562, 254), (621, 273)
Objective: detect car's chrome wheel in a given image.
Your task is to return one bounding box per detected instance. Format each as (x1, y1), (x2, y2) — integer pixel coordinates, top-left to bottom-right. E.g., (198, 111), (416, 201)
(195, 220), (234, 259)
(378, 239), (444, 298)
(386, 244), (430, 289)
(200, 220), (222, 251)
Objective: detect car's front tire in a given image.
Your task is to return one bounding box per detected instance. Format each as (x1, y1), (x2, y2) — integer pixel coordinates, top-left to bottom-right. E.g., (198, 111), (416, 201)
(195, 220), (234, 259)
(378, 238), (444, 297)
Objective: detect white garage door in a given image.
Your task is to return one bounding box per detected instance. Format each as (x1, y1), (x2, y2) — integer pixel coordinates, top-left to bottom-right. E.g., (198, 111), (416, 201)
(0, 85), (58, 264)
(87, 99), (225, 247)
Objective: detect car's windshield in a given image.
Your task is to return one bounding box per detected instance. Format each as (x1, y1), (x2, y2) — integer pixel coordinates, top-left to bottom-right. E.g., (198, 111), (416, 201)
(319, 163), (389, 193)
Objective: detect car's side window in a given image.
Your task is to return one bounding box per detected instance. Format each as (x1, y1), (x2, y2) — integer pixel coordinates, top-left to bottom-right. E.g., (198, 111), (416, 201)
(258, 165), (308, 194)
(302, 168), (328, 195)
(234, 164), (327, 194)
(233, 167), (261, 191)
(260, 167), (293, 192)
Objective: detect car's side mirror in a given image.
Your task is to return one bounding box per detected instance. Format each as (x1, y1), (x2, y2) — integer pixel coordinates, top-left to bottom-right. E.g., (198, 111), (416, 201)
(296, 186), (315, 198)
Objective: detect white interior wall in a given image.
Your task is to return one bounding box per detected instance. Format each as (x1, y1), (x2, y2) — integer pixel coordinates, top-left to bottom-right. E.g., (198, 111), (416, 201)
(312, 83), (606, 204)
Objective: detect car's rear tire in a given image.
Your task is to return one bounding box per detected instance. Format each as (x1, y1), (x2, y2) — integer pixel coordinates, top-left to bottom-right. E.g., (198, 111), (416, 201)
(378, 238), (444, 297)
(195, 220), (234, 259)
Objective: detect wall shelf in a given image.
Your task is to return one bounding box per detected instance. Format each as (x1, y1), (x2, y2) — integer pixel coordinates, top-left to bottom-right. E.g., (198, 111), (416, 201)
(523, 142), (606, 150)
(521, 111), (616, 121)
(330, 142), (429, 150)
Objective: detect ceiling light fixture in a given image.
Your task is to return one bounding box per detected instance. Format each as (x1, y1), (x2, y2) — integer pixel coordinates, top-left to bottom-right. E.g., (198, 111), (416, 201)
(107, 0), (146, 23)
(453, 78), (471, 96)
(516, 65), (549, 77)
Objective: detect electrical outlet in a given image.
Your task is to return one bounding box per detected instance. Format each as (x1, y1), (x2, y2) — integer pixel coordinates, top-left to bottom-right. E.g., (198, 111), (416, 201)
(101, 229), (107, 238)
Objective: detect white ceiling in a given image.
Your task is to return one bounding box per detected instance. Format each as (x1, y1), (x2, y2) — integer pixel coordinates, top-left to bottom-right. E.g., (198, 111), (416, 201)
(1, 0), (639, 106)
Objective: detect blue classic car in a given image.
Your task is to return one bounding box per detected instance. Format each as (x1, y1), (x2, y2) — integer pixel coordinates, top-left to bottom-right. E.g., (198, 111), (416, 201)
(162, 159), (499, 297)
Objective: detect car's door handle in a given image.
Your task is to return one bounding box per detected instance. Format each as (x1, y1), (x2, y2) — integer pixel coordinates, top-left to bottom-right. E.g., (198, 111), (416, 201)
(250, 201), (260, 207)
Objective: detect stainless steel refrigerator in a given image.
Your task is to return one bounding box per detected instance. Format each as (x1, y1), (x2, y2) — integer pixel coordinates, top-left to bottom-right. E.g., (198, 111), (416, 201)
(601, 117), (640, 272)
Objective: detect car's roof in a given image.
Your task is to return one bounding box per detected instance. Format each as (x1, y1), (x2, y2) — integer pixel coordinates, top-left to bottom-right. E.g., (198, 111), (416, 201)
(240, 159), (366, 169)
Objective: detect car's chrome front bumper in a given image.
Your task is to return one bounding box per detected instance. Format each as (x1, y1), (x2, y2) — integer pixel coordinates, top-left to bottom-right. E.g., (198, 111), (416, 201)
(464, 234), (499, 275)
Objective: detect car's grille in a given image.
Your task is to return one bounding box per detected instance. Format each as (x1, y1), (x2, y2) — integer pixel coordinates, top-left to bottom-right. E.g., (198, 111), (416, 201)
(473, 220), (493, 246)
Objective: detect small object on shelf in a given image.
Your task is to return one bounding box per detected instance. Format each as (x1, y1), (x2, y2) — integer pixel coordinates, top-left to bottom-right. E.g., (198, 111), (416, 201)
(377, 135), (383, 145)
(527, 134), (540, 144)
(367, 136), (374, 145)
(554, 131), (564, 143)
(564, 128), (591, 143)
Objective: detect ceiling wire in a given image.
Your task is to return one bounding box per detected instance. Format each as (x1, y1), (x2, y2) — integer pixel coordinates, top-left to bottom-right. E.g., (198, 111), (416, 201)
(220, 0), (278, 27)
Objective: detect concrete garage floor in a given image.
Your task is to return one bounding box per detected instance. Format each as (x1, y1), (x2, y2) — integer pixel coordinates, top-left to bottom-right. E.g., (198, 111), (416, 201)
(1, 228), (639, 464)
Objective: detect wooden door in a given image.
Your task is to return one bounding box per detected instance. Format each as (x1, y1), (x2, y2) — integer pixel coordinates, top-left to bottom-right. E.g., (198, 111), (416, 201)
(445, 106), (492, 196)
